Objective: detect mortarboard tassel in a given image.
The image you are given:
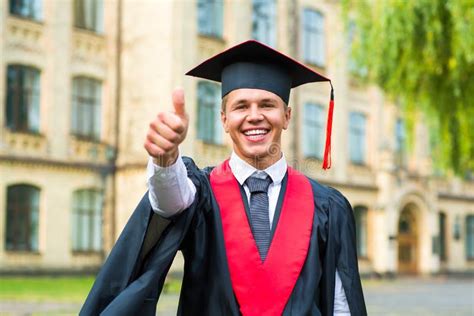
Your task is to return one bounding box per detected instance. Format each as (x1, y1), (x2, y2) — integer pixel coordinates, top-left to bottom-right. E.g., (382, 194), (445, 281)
(322, 83), (334, 170)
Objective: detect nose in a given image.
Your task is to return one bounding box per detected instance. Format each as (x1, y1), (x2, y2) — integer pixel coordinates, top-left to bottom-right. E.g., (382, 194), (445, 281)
(246, 104), (263, 122)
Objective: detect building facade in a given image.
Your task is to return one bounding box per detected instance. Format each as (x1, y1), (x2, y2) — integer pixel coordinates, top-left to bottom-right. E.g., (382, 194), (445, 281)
(1, 0), (473, 276)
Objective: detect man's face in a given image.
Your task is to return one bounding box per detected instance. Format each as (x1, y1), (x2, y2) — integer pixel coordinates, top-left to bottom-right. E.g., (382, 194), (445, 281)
(221, 88), (291, 168)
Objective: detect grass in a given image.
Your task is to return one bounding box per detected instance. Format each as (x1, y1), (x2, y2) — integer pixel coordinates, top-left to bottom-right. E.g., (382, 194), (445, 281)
(0, 276), (95, 302)
(0, 275), (388, 303)
(0, 276), (183, 302)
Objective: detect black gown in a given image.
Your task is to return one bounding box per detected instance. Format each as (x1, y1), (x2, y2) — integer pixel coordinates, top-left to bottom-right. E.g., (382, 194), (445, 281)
(80, 157), (367, 316)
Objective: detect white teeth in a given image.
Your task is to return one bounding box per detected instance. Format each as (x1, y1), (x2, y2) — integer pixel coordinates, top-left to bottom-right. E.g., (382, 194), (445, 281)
(244, 129), (268, 136)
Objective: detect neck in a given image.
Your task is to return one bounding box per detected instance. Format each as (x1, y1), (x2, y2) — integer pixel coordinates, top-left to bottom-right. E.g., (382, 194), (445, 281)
(236, 152), (282, 170)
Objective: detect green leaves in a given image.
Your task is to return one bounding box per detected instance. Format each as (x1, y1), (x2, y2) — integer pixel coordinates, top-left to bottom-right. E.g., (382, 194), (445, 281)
(343, 0), (474, 174)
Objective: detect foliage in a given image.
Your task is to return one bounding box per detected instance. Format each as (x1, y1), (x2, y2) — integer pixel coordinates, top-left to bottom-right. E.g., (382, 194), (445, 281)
(342, 0), (474, 174)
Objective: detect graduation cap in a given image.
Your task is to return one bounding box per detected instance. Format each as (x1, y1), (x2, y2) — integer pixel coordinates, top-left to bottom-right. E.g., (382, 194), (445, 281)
(186, 40), (335, 170)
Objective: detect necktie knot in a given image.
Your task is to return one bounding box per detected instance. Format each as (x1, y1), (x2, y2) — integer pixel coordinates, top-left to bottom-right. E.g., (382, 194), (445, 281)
(245, 174), (272, 194)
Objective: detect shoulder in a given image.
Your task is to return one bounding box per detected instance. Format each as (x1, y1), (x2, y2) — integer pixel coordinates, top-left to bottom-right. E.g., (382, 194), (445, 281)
(306, 177), (351, 207)
(182, 156), (215, 176)
(306, 177), (354, 219)
(181, 156), (215, 181)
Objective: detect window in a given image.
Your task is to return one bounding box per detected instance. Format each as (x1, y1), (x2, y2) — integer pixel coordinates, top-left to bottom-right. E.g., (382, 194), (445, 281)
(197, 0), (223, 37)
(197, 81), (223, 144)
(395, 119), (407, 166)
(439, 212), (447, 261)
(303, 103), (324, 158)
(252, 0), (276, 47)
(9, 0), (42, 20)
(349, 112), (367, 164)
(72, 189), (103, 252)
(71, 77), (102, 140)
(466, 215), (474, 260)
(5, 185), (40, 252)
(354, 206), (368, 257)
(302, 9), (325, 67)
(6, 65), (41, 133)
(74, 0), (103, 33)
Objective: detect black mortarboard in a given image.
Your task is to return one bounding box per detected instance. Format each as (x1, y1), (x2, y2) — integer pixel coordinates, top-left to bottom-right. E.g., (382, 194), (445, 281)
(186, 40), (335, 169)
(186, 40), (330, 104)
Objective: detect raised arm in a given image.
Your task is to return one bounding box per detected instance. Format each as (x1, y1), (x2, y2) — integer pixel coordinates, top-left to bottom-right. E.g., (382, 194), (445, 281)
(144, 88), (196, 216)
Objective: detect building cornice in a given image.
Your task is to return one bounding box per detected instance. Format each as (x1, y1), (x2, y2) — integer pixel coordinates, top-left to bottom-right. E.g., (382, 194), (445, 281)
(319, 179), (379, 192)
(0, 155), (115, 174)
(438, 192), (474, 203)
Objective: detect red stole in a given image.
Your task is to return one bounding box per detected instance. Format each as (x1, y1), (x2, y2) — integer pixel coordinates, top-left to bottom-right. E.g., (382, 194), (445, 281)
(210, 160), (314, 316)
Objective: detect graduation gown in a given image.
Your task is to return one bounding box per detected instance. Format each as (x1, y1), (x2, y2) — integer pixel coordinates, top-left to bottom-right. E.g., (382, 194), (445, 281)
(80, 157), (367, 316)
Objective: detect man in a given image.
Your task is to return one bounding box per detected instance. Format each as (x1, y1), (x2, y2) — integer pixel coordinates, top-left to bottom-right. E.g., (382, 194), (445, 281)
(81, 40), (367, 316)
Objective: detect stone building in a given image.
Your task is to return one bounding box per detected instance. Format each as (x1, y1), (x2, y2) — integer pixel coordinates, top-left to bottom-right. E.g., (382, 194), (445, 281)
(0, 0), (473, 276)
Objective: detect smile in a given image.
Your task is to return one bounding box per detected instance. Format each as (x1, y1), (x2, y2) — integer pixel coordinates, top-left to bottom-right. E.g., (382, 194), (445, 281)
(242, 129), (269, 142)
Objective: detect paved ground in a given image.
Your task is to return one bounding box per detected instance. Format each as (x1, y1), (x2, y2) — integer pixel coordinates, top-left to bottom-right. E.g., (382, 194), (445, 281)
(1, 277), (472, 315)
(364, 276), (473, 316)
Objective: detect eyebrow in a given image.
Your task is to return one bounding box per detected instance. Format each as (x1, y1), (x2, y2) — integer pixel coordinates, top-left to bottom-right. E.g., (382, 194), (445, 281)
(260, 98), (278, 104)
(232, 98), (278, 105)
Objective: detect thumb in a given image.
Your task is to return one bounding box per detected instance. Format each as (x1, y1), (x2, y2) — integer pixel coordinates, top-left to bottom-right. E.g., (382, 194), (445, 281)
(172, 88), (186, 117)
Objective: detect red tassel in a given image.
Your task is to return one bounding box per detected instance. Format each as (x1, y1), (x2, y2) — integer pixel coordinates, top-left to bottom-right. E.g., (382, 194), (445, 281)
(322, 85), (334, 170)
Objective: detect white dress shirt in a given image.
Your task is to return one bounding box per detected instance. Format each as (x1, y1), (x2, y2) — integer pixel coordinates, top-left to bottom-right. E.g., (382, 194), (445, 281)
(147, 152), (350, 315)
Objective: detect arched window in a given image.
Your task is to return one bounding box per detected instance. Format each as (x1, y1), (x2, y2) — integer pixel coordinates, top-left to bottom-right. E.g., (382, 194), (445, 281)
(354, 205), (368, 258)
(5, 184), (40, 251)
(71, 189), (103, 252)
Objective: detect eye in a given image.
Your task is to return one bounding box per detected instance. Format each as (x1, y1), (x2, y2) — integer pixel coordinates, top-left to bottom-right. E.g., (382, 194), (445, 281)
(233, 104), (247, 110)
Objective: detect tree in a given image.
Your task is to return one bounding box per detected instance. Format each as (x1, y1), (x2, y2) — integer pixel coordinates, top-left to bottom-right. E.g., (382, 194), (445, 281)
(342, 0), (474, 175)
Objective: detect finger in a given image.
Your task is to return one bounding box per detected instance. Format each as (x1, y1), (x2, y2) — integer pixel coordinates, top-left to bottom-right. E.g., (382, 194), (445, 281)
(149, 119), (180, 143)
(144, 139), (165, 157)
(161, 112), (185, 134)
(172, 88), (186, 117)
(146, 130), (176, 152)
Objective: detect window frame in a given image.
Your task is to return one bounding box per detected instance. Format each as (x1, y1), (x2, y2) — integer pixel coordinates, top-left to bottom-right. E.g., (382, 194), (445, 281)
(196, 81), (223, 145)
(71, 76), (102, 141)
(73, 0), (104, 33)
(354, 205), (368, 258)
(9, 0), (42, 21)
(71, 189), (103, 253)
(6, 64), (41, 134)
(197, 0), (224, 38)
(302, 102), (324, 159)
(466, 215), (474, 260)
(5, 184), (40, 252)
(395, 118), (407, 166)
(252, 0), (277, 47)
(302, 8), (325, 67)
(348, 111), (367, 165)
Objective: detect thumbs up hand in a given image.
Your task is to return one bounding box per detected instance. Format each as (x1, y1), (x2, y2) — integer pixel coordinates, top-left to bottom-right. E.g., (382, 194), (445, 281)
(144, 88), (189, 167)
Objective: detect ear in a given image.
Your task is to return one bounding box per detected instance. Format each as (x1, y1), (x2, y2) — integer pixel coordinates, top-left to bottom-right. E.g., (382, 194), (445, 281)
(283, 106), (291, 130)
(221, 110), (230, 133)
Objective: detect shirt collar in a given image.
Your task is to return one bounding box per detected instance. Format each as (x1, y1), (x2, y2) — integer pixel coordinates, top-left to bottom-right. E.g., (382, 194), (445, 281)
(229, 151), (287, 186)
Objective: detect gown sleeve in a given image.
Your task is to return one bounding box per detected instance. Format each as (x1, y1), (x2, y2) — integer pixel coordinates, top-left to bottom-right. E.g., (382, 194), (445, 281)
(321, 187), (368, 316)
(79, 157), (207, 316)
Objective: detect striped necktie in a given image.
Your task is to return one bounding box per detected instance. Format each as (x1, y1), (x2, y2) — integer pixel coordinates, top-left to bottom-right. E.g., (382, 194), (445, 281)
(245, 174), (272, 261)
